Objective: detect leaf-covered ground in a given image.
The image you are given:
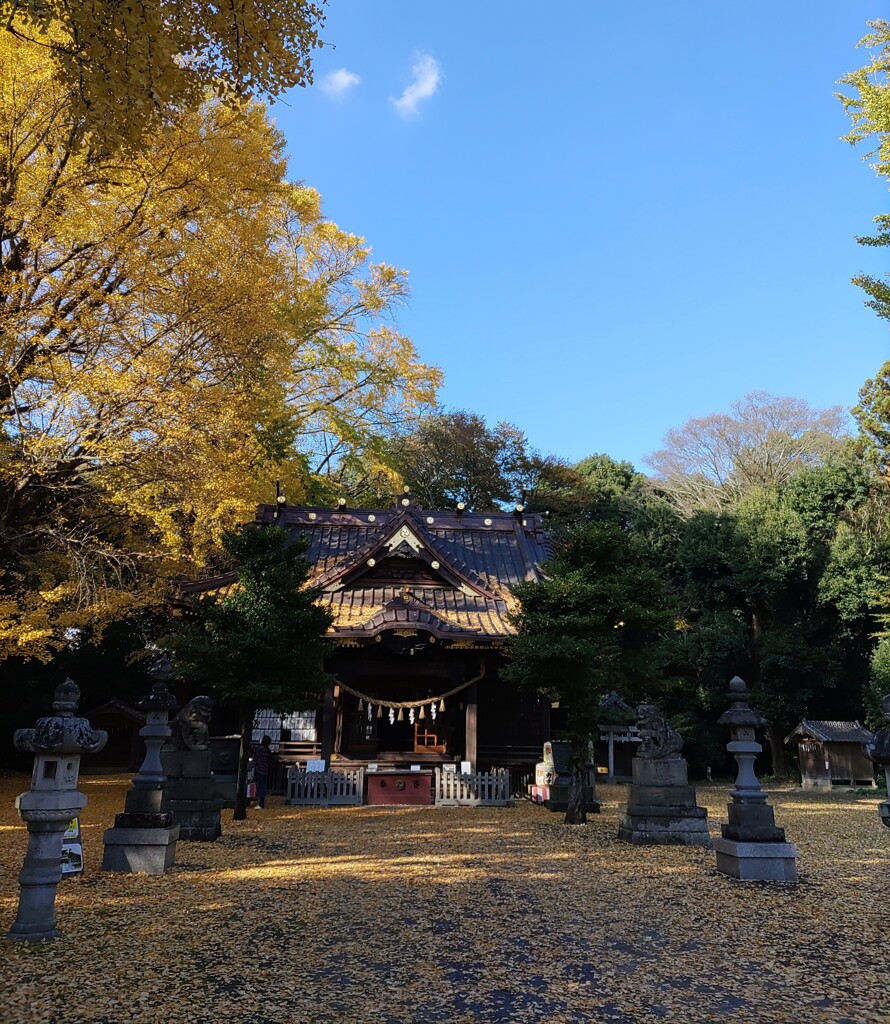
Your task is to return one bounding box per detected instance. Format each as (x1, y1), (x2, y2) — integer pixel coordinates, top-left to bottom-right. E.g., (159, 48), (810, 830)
(0, 775), (887, 1024)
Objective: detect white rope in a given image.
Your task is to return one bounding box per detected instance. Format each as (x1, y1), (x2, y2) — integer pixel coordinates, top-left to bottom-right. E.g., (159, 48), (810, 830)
(336, 661), (486, 710)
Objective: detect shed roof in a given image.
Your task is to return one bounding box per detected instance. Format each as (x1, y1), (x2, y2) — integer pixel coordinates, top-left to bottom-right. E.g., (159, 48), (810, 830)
(175, 500), (553, 646)
(784, 719), (874, 745)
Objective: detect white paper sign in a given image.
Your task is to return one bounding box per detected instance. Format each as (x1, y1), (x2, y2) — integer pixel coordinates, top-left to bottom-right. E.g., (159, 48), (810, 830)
(306, 759), (326, 772)
(460, 761), (472, 774)
(410, 764), (421, 772)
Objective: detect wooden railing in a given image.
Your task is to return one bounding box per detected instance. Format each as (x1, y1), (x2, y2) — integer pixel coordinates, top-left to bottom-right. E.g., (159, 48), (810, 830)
(434, 768), (511, 807)
(275, 741), (322, 762)
(285, 767), (364, 806)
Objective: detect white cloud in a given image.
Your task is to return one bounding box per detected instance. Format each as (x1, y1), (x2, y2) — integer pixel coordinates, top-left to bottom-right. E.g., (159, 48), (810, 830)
(320, 68), (361, 101)
(391, 53), (441, 118)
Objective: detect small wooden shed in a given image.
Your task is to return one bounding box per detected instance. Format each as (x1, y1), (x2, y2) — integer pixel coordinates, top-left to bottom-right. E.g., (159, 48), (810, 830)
(784, 719), (876, 790)
(84, 699), (145, 770)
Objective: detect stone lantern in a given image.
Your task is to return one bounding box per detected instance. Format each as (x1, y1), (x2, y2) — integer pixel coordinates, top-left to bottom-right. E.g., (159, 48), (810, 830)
(713, 676), (797, 881)
(863, 693), (890, 828)
(6, 679), (107, 942)
(102, 678), (180, 873)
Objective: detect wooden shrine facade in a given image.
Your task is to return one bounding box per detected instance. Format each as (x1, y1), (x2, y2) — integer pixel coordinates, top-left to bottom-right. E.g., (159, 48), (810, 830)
(176, 496), (555, 773)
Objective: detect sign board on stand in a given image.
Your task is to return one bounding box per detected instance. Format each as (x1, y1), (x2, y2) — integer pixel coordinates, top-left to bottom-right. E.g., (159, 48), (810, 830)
(61, 817), (84, 876)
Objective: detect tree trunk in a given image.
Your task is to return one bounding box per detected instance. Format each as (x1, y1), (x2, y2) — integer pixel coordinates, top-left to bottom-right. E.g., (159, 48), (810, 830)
(767, 723), (790, 779)
(233, 705), (254, 821)
(564, 767), (588, 825)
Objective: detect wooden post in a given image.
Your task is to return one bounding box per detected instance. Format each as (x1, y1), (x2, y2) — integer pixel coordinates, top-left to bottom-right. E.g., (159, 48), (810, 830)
(334, 686), (344, 757)
(541, 698), (551, 744)
(320, 681), (335, 765)
(465, 681), (478, 770)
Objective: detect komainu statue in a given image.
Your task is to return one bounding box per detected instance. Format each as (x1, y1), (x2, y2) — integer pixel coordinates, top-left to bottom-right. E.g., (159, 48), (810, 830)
(864, 693), (890, 766)
(168, 696), (214, 751)
(635, 704), (684, 759)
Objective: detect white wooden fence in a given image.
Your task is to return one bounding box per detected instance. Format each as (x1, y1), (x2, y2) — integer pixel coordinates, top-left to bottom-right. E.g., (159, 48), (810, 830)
(285, 767), (364, 806)
(285, 765), (510, 807)
(434, 768), (511, 806)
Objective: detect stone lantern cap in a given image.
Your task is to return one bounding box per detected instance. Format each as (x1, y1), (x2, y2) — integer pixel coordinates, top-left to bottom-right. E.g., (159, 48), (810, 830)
(717, 676), (767, 729)
(13, 679), (107, 755)
(136, 680), (179, 713)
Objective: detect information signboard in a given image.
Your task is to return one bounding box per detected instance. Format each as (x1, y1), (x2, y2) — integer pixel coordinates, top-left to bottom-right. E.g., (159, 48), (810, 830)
(61, 817), (84, 877)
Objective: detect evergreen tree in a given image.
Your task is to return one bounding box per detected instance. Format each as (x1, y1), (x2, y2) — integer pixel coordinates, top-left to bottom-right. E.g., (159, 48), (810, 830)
(165, 524), (332, 819)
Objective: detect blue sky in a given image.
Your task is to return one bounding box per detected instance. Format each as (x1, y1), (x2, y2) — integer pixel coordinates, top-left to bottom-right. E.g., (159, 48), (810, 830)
(272, 2), (889, 471)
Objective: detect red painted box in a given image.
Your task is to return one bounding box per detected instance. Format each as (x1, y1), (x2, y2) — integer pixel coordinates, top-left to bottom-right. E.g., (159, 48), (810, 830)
(365, 770), (434, 806)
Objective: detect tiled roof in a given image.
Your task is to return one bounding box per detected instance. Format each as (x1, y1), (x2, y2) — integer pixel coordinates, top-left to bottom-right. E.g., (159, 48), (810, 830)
(784, 719), (874, 745)
(177, 500), (553, 644)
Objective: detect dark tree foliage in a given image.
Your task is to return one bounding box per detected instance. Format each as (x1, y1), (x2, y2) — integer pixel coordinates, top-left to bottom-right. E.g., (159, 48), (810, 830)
(0, 612), (162, 767)
(164, 524), (332, 819)
(670, 464), (889, 776)
(506, 519), (675, 823)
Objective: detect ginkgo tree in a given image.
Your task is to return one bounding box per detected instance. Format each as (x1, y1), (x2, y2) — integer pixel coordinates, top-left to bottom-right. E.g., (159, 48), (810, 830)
(0, 30), (440, 662)
(838, 18), (890, 322)
(0, 1), (327, 150)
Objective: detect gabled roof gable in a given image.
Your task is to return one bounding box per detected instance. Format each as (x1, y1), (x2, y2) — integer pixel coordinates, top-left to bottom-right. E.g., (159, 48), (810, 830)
(784, 719), (874, 745)
(311, 509), (499, 600)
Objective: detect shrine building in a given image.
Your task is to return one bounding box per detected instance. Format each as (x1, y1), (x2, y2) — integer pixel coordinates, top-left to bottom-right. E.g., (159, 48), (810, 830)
(176, 495), (554, 777)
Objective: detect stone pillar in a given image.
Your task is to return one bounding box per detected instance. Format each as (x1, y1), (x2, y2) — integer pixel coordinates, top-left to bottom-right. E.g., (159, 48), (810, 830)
(864, 693), (890, 828)
(6, 679), (107, 942)
(102, 681), (180, 874)
(617, 705), (709, 846)
(713, 677), (797, 881)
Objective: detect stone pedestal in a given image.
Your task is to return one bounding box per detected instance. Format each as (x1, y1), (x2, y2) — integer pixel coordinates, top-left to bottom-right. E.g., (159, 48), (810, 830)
(617, 756), (710, 846)
(713, 838), (798, 881)
(544, 781), (599, 814)
(161, 749), (223, 841)
(102, 823), (180, 873)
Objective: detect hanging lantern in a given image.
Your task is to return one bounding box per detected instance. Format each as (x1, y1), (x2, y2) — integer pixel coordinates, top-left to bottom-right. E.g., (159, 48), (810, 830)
(397, 707), (404, 722)
(409, 707), (415, 725)
(377, 705), (383, 719)
(418, 704), (426, 720)
(439, 698), (446, 712)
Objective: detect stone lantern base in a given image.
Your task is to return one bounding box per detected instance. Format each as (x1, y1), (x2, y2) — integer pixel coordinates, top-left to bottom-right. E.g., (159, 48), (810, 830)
(102, 820), (180, 874)
(713, 837), (798, 881)
(617, 757), (710, 846)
